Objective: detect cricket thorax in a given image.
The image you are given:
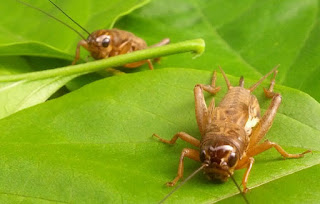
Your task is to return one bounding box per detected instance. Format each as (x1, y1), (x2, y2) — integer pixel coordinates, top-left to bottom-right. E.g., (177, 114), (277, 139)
(202, 122), (247, 155)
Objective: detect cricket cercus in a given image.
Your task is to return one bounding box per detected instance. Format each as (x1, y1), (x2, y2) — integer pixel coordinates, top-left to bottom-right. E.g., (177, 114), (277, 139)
(154, 66), (311, 203)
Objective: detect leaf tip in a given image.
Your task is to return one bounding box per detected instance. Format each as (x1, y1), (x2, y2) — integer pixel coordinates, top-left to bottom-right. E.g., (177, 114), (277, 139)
(192, 38), (205, 59)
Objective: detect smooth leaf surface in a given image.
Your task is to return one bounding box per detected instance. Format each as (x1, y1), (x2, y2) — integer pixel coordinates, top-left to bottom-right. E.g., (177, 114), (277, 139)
(115, 0), (320, 101)
(0, 69), (319, 203)
(0, 0), (150, 59)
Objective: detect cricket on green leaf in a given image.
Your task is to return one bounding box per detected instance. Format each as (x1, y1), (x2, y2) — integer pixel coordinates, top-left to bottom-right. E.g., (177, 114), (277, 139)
(153, 66), (311, 203)
(18, 0), (170, 69)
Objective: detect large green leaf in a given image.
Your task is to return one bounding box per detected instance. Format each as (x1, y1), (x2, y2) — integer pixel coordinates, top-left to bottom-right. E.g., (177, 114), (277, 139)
(0, 0), (319, 203)
(0, 69), (319, 203)
(115, 0), (320, 101)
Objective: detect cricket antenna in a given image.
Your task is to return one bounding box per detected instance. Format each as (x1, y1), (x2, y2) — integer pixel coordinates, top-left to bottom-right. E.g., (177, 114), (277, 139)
(227, 170), (250, 204)
(17, 0), (87, 40)
(48, 0), (91, 36)
(159, 164), (208, 204)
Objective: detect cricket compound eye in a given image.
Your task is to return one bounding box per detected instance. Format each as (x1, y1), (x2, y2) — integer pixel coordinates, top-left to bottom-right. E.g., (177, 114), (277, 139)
(227, 152), (238, 168)
(200, 150), (206, 162)
(101, 36), (111, 47)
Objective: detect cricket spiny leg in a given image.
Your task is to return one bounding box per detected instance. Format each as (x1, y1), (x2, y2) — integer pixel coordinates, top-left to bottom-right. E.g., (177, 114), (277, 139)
(149, 38), (170, 48)
(147, 59), (154, 70)
(166, 148), (200, 186)
(194, 71), (220, 135)
(149, 38), (170, 66)
(198, 71), (221, 95)
(124, 60), (153, 69)
(247, 140), (311, 159)
(263, 70), (278, 98)
(248, 94), (282, 148)
(240, 157), (254, 193)
(239, 76), (244, 87)
(153, 132), (200, 147)
(119, 41), (154, 70)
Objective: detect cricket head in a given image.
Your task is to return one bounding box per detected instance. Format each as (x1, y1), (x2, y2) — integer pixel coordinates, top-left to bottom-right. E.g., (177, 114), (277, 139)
(86, 30), (114, 59)
(200, 141), (239, 182)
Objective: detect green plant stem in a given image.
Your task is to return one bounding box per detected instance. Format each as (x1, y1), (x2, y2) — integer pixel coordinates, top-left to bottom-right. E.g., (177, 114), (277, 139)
(0, 39), (205, 82)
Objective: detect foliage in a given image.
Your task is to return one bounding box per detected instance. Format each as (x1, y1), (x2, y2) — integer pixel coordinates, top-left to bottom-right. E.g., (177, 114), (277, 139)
(0, 0), (319, 203)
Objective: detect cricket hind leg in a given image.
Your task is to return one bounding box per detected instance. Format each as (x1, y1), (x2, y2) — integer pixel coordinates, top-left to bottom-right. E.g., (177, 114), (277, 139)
(148, 38), (170, 67)
(236, 70), (310, 191)
(246, 140), (311, 160)
(194, 71), (220, 135)
(149, 38), (170, 48)
(196, 70), (221, 95)
(120, 41), (154, 70)
(239, 76), (244, 87)
(238, 86), (310, 168)
(124, 59), (153, 70)
(263, 70), (278, 98)
(247, 69), (282, 148)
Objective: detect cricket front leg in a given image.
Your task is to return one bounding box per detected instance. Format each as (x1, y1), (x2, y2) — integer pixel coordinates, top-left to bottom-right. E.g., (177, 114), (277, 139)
(153, 132), (200, 147)
(166, 148), (200, 186)
(236, 157), (254, 193)
(72, 40), (88, 65)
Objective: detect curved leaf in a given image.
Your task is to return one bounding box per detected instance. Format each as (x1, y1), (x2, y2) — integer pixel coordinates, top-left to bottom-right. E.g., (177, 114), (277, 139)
(0, 69), (318, 203)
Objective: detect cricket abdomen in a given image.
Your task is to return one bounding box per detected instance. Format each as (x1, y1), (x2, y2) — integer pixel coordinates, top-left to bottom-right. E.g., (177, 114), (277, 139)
(219, 87), (251, 111)
(203, 86), (261, 151)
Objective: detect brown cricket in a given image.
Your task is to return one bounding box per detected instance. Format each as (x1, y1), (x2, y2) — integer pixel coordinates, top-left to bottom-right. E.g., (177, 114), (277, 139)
(19, 0), (170, 69)
(154, 66), (311, 202)
(72, 28), (169, 68)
